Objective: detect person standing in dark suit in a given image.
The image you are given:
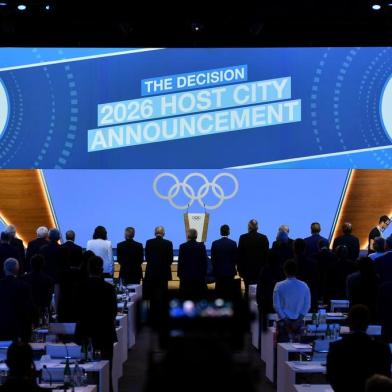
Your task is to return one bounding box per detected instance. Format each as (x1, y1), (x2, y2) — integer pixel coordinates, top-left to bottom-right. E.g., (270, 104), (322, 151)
(75, 256), (117, 392)
(60, 230), (83, 270)
(40, 228), (66, 283)
(375, 237), (392, 284)
(303, 222), (328, 257)
(23, 254), (54, 325)
(5, 225), (26, 274)
(178, 229), (208, 299)
(271, 229), (294, 267)
(327, 305), (391, 392)
(25, 226), (48, 271)
(144, 226), (173, 326)
(368, 215), (390, 254)
(0, 258), (34, 342)
(0, 232), (19, 279)
(238, 219), (269, 297)
(377, 280), (392, 342)
(332, 222), (360, 262)
(211, 224), (238, 298)
(117, 227), (144, 285)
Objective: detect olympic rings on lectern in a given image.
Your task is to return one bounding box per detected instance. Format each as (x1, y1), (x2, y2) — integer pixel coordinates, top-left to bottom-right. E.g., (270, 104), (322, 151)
(153, 172), (239, 210)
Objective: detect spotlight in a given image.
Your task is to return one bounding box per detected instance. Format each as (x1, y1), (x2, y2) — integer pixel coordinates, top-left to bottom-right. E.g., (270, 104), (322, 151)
(191, 22), (204, 32)
(17, 4), (26, 10)
(0, 2), (8, 6)
(372, 4), (381, 10)
(45, 4), (50, 10)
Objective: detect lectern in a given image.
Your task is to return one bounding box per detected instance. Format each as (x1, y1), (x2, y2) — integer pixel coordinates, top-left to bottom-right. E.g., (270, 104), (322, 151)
(183, 213), (210, 242)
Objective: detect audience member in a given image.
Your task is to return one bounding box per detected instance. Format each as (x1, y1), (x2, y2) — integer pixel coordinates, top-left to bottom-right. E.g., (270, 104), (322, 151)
(40, 228), (66, 283)
(273, 260), (311, 342)
(369, 237), (386, 261)
(238, 219), (269, 297)
(75, 256), (117, 392)
(332, 222), (360, 261)
(0, 258), (33, 342)
(5, 225), (26, 274)
(327, 305), (391, 392)
(0, 342), (48, 391)
(23, 254), (54, 325)
(144, 226), (173, 325)
(377, 280), (392, 342)
(211, 224), (239, 298)
(313, 238), (337, 304)
(368, 215), (390, 254)
(116, 227), (144, 285)
(25, 226), (48, 270)
(178, 229), (208, 299)
(270, 230), (294, 266)
(303, 222), (328, 257)
(60, 229), (83, 270)
(86, 226), (113, 276)
(366, 375), (392, 392)
(375, 236), (392, 284)
(0, 232), (19, 279)
(327, 245), (358, 300)
(347, 257), (380, 321)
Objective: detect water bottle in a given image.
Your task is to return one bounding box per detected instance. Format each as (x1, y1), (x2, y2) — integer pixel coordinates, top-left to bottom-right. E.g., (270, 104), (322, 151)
(63, 357), (72, 388)
(87, 339), (94, 362)
(72, 361), (83, 387)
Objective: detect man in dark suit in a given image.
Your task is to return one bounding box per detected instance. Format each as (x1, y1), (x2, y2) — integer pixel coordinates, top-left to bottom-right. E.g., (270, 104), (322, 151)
(327, 304), (391, 392)
(60, 230), (83, 270)
(144, 226), (173, 326)
(25, 226), (48, 271)
(374, 236), (392, 284)
(40, 228), (66, 283)
(304, 222), (328, 257)
(23, 254), (54, 325)
(377, 281), (392, 342)
(0, 232), (19, 279)
(332, 222), (360, 261)
(116, 227), (144, 285)
(5, 225), (26, 274)
(75, 256), (117, 392)
(0, 258), (34, 342)
(178, 229), (208, 299)
(211, 224), (238, 298)
(238, 219), (269, 297)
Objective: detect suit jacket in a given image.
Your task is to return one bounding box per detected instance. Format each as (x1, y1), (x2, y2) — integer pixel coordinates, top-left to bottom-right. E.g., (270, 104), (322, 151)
(57, 268), (85, 322)
(271, 239), (294, 266)
(237, 231), (269, 283)
(60, 240), (83, 269)
(116, 239), (144, 284)
(0, 276), (34, 342)
(40, 241), (67, 283)
(10, 237), (26, 273)
(23, 271), (54, 311)
(303, 233), (328, 256)
(332, 234), (360, 261)
(144, 237), (173, 281)
(377, 281), (392, 342)
(178, 240), (208, 281)
(375, 251), (392, 284)
(313, 249), (338, 303)
(327, 332), (391, 392)
(75, 276), (117, 348)
(26, 237), (48, 268)
(211, 237), (238, 279)
(0, 243), (19, 279)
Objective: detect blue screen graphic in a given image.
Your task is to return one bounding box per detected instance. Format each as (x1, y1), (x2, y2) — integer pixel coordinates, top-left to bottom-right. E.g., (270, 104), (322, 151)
(1, 47), (392, 169)
(43, 169), (348, 249)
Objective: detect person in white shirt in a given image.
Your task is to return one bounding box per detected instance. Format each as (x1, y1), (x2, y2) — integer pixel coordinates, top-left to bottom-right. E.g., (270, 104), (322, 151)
(273, 259), (311, 342)
(86, 226), (113, 276)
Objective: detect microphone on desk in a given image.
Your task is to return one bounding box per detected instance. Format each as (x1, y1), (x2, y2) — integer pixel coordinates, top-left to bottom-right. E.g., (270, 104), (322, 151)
(42, 365), (53, 386)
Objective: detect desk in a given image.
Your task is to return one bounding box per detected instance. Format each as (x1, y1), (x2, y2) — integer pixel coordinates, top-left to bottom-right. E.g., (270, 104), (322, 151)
(40, 385), (98, 392)
(285, 361), (326, 392)
(116, 314), (128, 364)
(126, 284), (142, 300)
(112, 341), (121, 392)
(294, 385), (333, 392)
(277, 343), (312, 392)
(250, 300), (259, 349)
(260, 326), (275, 382)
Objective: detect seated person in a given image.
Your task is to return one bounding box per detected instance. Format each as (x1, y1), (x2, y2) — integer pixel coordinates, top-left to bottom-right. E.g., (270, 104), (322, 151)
(327, 305), (391, 392)
(366, 375), (392, 392)
(0, 341), (49, 391)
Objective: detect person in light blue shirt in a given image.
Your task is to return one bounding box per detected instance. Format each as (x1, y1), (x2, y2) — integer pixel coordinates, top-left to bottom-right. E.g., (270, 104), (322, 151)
(273, 259), (311, 342)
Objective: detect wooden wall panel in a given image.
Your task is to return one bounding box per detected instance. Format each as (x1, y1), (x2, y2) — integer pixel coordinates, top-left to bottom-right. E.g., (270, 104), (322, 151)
(0, 170), (56, 245)
(331, 170), (392, 250)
